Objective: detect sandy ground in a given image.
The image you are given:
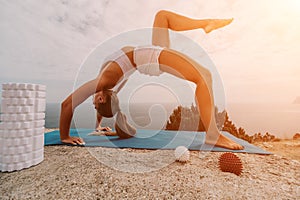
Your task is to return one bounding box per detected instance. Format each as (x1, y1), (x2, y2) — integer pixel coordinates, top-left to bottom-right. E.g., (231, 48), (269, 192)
(0, 131), (299, 200)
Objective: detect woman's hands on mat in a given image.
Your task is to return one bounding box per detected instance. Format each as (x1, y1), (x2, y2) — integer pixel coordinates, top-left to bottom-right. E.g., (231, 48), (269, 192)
(96, 126), (112, 132)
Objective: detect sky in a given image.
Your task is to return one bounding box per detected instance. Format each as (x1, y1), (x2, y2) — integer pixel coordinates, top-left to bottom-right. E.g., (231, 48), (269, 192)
(0, 0), (300, 104)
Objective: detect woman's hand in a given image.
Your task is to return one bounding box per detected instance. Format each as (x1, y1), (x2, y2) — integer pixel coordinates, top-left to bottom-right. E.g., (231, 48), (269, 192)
(61, 136), (85, 145)
(96, 126), (112, 132)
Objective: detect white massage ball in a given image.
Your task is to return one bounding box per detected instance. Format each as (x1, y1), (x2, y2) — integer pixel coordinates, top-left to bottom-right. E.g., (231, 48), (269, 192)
(174, 146), (190, 162)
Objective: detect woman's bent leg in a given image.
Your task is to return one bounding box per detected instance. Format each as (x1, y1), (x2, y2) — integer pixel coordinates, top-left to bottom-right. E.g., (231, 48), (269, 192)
(159, 49), (243, 150)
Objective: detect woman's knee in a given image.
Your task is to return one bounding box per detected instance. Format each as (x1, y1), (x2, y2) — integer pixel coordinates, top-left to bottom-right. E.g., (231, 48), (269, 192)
(196, 67), (212, 84)
(154, 10), (169, 26)
(195, 69), (212, 86)
(155, 10), (169, 18)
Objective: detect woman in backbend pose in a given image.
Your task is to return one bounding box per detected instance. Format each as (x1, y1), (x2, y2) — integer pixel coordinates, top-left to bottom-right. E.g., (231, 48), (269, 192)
(59, 10), (243, 150)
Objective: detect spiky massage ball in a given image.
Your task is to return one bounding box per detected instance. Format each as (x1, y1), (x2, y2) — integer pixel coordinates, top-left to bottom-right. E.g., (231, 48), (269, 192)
(218, 152), (243, 176)
(174, 146), (190, 162)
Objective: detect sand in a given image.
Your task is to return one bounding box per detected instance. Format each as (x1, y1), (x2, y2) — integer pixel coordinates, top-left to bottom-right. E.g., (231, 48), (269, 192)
(0, 131), (299, 199)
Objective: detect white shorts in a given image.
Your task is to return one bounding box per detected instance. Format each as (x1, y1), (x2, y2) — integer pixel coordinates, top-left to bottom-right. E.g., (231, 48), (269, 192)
(134, 46), (164, 76)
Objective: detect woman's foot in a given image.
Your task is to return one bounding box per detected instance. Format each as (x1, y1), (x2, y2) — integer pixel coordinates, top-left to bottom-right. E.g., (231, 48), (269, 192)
(205, 132), (244, 150)
(204, 18), (233, 33)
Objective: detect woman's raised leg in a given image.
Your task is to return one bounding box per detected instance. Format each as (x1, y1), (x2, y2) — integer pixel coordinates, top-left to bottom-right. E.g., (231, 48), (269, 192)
(152, 10), (233, 48)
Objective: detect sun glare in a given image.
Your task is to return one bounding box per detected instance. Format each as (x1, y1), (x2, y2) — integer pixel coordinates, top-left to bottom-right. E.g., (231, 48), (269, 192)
(286, 0), (300, 12)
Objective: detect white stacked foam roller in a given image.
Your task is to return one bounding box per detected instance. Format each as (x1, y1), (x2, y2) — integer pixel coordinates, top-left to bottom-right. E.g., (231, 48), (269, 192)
(0, 83), (46, 172)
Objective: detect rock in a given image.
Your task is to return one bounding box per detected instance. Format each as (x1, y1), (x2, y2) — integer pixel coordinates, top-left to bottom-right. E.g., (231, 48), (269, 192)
(293, 133), (300, 140)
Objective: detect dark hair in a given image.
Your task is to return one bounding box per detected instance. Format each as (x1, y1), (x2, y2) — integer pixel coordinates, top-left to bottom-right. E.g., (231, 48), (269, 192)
(96, 92), (113, 118)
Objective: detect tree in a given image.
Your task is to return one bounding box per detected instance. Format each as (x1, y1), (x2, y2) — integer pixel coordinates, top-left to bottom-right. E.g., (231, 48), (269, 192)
(165, 105), (278, 143)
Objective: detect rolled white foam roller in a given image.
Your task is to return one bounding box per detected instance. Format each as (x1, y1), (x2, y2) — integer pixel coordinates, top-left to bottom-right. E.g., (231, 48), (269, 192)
(2, 98), (9, 106)
(20, 122), (30, 129)
(0, 114), (9, 121)
(1, 90), (8, 98)
(10, 98), (18, 105)
(0, 122), (6, 130)
(11, 83), (17, 90)
(1, 106), (16, 114)
(34, 127), (44, 136)
(6, 106), (14, 114)
(31, 155), (43, 166)
(32, 135), (44, 150)
(2, 83), (10, 90)
(12, 155), (20, 163)
(21, 152), (32, 161)
(1, 104), (8, 113)
(1, 164), (7, 172)
(21, 106), (34, 113)
(6, 129), (25, 138)
(35, 99), (46, 112)
(35, 84), (46, 91)
(15, 163), (24, 171)
(11, 114), (19, 121)
(0, 138), (3, 154)
(17, 146), (25, 154)
(19, 98), (27, 105)
(34, 120), (45, 128)
(7, 164), (15, 172)
(23, 91), (34, 98)
(25, 113), (34, 121)
(1, 147), (8, 155)
(8, 147), (17, 155)
(32, 149), (43, 159)
(17, 130), (26, 138)
(13, 138), (21, 146)
(7, 114), (16, 121)
(15, 114), (25, 121)
(24, 160), (31, 169)
(14, 90), (22, 97)
(18, 83), (26, 90)
(5, 122), (15, 130)
(3, 156), (11, 164)
(35, 91), (46, 98)
(21, 137), (30, 145)
(35, 113), (45, 120)
(7, 122), (21, 130)
(6, 130), (14, 137)
(26, 98), (34, 105)
(4, 138), (13, 146)
(27, 84), (35, 90)
(24, 128), (34, 137)
(19, 154), (26, 162)
(23, 145), (31, 153)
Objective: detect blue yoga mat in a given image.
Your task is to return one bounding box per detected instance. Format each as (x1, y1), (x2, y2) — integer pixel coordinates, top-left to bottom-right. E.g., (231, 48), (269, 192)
(44, 129), (271, 154)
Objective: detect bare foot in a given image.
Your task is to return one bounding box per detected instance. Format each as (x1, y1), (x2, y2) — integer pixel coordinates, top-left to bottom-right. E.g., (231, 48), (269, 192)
(205, 133), (244, 150)
(204, 18), (233, 33)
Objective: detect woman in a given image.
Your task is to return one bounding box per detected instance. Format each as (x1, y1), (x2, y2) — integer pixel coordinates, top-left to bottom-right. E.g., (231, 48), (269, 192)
(60, 10), (243, 150)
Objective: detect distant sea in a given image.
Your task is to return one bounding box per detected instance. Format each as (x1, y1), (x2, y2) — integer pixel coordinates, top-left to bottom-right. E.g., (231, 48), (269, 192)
(45, 102), (178, 131)
(45, 102), (300, 139)
(226, 103), (300, 139)
(1, 102), (299, 139)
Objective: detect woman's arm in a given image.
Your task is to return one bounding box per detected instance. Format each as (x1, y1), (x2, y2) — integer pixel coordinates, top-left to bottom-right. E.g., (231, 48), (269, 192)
(59, 79), (100, 144)
(95, 112), (102, 129)
(95, 109), (112, 131)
